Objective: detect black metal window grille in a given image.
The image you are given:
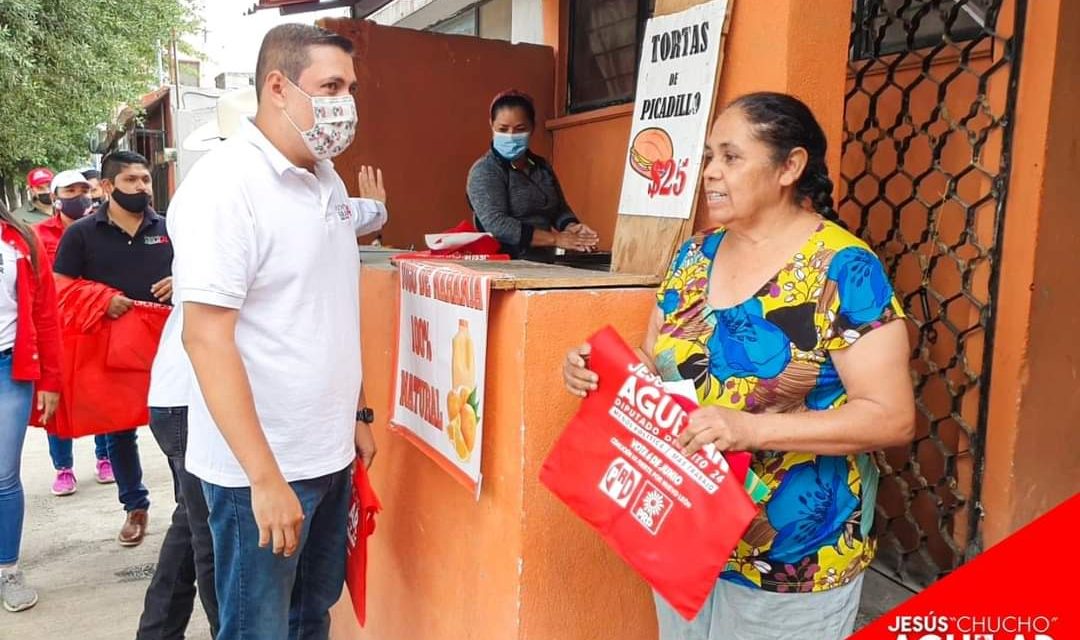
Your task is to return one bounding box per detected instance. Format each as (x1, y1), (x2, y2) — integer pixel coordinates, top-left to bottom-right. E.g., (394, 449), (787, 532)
(841, 0), (1027, 590)
(851, 0), (991, 59)
(566, 0), (655, 113)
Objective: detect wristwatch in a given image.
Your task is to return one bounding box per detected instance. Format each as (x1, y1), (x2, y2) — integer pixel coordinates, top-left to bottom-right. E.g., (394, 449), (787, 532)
(356, 408), (375, 424)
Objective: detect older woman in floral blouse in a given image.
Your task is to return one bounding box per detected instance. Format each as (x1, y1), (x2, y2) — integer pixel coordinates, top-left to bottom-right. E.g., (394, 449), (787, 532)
(563, 92), (915, 640)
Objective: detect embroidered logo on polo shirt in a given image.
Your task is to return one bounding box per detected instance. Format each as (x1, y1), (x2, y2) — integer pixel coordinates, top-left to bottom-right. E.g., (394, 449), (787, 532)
(143, 235), (170, 245)
(332, 203), (352, 222)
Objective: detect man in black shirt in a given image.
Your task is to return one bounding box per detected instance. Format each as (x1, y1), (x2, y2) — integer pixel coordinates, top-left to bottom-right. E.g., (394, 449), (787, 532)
(53, 151), (173, 547)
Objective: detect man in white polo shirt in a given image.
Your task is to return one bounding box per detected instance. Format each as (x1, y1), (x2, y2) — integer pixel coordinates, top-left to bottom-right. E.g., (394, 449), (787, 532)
(167, 24), (385, 640)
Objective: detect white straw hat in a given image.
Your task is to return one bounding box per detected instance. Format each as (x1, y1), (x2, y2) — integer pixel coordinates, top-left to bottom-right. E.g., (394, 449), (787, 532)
(182, 87), (258, 151)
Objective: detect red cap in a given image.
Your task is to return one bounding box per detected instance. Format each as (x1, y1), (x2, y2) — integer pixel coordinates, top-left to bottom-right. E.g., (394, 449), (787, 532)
(26, 167), (54, 189)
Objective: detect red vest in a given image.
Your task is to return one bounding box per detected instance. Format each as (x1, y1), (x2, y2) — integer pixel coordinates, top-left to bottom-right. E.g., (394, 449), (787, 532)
(33, 214), (66, 266)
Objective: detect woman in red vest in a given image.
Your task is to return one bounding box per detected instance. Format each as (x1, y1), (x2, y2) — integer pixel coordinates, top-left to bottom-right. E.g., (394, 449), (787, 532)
(0, 202), (61, 613)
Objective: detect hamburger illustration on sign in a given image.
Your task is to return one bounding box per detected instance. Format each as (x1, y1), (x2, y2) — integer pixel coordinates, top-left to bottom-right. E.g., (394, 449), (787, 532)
(629, 127), (689, 198)
(616, 0), (728, 218)
(629, 128), (674, 179)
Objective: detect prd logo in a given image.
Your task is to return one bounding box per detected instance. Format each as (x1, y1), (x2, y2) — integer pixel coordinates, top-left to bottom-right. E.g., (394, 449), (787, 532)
(600, 457), (642, 508)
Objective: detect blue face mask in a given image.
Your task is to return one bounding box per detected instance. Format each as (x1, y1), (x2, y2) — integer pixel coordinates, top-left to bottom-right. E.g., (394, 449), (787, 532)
(493, 132), (530, 160)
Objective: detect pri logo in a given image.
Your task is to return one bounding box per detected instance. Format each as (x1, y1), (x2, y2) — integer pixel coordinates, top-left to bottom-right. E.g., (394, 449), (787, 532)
(600, 458), (642, 508)
(631, 481), (674, 536)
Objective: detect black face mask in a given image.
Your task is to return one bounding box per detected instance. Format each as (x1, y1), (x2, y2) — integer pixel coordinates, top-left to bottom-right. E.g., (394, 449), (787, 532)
(34, 193), (53, 206)
(110, 188), (151, 213)
(56, 195), (93, 220)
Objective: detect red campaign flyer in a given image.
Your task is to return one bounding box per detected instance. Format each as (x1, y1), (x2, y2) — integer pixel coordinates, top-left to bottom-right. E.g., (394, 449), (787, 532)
(540, 325), (758, 620)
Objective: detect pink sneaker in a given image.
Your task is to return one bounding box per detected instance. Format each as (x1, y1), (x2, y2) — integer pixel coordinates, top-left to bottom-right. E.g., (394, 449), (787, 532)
(51, 468), (77, 496)
(95, 458), (115, 484)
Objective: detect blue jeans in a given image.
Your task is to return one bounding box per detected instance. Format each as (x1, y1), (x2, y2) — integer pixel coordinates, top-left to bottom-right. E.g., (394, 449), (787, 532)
(203, 465), (351, 640)
(108, 429), (150, 512)
(47, 433), (110, 469)
(0, 354), (35, 565)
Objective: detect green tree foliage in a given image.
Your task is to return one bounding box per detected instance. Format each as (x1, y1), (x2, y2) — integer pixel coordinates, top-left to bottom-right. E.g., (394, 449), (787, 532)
(0, 0), (198, 180)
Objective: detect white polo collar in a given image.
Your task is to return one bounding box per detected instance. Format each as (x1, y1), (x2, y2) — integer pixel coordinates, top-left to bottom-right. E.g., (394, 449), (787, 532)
(237, 117), (335, 178)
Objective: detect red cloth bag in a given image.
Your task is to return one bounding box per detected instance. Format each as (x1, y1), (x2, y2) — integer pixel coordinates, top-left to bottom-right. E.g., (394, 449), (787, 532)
(33, 281), (171, 437)
(540, 326), (758, 620)
(64, 302), (169, 436)
(346, 461), (382, 627)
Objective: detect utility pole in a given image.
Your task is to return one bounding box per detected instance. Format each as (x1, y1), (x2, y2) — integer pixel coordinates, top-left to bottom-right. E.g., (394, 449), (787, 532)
(171, 29), (181, 93)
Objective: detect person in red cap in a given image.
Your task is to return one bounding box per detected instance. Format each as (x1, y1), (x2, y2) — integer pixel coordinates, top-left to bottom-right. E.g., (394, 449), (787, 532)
(16, 168), (55, 226)
(31, 169), (114, 497)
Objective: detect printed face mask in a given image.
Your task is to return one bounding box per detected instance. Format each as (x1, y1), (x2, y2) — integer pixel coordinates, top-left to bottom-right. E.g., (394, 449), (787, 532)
(283, 79), (358, 160)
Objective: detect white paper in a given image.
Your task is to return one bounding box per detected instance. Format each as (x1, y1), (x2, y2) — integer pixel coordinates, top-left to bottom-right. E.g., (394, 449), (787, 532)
(662, 379), (699, 405)
(424, 232), (493, 251)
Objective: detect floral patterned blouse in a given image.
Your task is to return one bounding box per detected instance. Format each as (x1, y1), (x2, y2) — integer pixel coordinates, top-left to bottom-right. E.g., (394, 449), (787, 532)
(653, 220), (904, 593)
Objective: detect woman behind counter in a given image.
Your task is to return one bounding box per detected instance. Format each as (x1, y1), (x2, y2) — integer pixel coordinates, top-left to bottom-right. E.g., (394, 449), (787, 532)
(563, 92), (915, 640)
(467, 90), (599, 258)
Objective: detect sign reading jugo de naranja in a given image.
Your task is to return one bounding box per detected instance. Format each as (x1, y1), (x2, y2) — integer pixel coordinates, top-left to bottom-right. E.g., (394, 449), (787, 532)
(390, 260), (490, 496)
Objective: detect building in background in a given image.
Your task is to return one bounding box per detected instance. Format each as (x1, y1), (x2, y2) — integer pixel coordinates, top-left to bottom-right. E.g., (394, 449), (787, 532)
(215, 72), (256, 89)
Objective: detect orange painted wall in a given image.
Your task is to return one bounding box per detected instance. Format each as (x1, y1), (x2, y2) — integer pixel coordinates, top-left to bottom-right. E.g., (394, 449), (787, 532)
(981, 0), (1080, 546)
(518, 289), (657, 639)
(330, 266), (655, 640)
(332, 266), (530, 640)
(322, 19), (555, 249)
(1009, 0), (1080, 533)
(548, 0), (850, 248)
(547, 108), (634, 249)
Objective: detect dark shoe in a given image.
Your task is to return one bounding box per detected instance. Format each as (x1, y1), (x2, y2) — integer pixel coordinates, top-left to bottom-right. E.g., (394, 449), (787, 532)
(119, 509), (149, 547)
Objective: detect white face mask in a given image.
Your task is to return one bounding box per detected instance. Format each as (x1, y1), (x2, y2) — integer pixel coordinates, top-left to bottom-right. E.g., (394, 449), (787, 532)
(283, 78), (357, 160)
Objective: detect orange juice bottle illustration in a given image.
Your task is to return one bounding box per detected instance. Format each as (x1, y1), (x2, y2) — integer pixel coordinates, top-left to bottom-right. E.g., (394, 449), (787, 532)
(447, 319), (478, 461)
(451, 319), (475, 390)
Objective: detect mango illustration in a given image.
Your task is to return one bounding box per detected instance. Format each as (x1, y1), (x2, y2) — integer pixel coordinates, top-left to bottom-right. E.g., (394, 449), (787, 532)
(447, 386), (472, 420)
(447, 390), (462, 421)
(448, 415), (461, 444)
(453, 428), (470, 461)
(460, 404), (477, 451)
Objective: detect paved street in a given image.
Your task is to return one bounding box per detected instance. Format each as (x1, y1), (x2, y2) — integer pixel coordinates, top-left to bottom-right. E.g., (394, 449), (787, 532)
(2, 428), (210, 640)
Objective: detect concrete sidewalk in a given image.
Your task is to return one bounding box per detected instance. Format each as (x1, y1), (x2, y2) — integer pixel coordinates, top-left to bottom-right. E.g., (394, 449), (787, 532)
(3, 427), (210, 640)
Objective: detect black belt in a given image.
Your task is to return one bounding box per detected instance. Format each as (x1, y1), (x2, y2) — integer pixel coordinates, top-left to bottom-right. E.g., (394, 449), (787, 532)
(0, 348), (12, 357)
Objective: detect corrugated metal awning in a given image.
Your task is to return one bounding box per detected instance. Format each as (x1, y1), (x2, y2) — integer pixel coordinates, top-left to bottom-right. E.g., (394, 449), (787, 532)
(253, 0), (391, 18)
(255, 0), (353, 14)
